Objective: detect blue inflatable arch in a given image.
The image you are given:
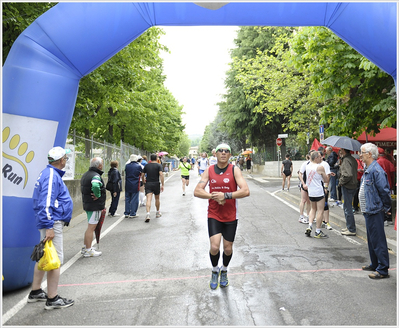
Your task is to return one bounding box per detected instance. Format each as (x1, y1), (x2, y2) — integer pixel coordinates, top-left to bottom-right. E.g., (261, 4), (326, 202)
(2, 2), (397, 291)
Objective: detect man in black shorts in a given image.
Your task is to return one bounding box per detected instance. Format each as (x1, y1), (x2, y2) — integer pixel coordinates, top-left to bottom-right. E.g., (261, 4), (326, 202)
(141, 154), (164, 222)
(194, 143), (250, 290)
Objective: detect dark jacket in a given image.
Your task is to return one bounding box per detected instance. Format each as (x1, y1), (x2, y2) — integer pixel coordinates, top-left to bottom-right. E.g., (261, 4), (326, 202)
(339, 154), (358, 189)
(326, 151), (338, 169)
(107, 167), (122, 193)
(81, 167), (106, 211)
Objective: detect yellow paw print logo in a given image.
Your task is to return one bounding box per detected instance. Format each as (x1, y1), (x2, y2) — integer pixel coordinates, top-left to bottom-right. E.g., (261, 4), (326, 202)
(2, 127), (35, 189)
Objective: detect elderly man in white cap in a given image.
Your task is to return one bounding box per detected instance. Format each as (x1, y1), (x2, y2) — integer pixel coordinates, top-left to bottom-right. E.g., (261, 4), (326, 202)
(28, 146), (74, 310)
(124, 154), (143, 218)
(194, 143), (250, 290)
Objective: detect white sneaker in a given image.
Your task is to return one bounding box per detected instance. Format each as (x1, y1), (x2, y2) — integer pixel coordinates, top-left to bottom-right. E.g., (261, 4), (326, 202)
(299, 217), (309, 224)
(326, 223), (333, 230)
(83, 248), (102, 257)
(156, 211), (162, 218)
(182, 192), (186, 196)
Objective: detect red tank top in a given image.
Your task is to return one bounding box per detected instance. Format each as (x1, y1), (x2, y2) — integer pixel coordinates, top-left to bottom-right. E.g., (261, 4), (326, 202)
(208, 164), (238, 222)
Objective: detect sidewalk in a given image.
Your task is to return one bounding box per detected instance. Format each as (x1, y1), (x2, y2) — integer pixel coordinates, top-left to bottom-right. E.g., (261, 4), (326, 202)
(244, 171), (397, 254)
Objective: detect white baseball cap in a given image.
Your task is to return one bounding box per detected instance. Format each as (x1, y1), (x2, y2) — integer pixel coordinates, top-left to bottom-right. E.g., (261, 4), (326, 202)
(48, 147), (71, 162)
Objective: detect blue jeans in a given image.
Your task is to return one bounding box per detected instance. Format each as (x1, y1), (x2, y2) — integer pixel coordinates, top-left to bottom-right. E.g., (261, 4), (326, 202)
(342, 186), (356, 232)
(329, 168), (338, 200)
(364, 211), (389, 275)
(125, 191), (139, 216)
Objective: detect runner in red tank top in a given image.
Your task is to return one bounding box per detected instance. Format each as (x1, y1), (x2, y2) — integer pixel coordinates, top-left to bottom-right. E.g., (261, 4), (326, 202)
(194, 143), (250, 290)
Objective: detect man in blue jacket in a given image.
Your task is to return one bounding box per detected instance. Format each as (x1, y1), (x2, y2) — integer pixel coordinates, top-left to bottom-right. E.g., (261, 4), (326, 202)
(28, 146), (74, 310)
(359, 143), (391, 279)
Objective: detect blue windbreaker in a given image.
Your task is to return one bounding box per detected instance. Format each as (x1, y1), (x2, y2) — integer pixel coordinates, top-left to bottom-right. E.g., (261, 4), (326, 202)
(32, 164), (73, 229)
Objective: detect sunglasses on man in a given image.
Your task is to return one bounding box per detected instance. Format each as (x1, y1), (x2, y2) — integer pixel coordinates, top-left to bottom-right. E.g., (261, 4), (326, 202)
(217, 149), (230, 154)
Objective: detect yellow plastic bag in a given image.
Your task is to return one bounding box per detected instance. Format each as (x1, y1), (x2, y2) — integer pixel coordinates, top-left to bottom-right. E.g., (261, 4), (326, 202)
(38, 240), (61, 271)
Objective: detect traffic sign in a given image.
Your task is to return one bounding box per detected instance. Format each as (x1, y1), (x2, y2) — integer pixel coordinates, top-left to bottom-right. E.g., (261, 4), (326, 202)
(276, 138), (283, 146)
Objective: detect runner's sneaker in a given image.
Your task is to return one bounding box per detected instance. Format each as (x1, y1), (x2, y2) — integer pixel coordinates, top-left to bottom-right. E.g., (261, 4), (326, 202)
(299, 217), (309, 224)
(129, 214), (138, 218)
(210, 269), (220, 290)
(156, 211), (162, 218)
(44, 295), (74, 310)
(183, 192), (186, 196)
(145, 214), (150, 223)
(321, 221), (327, 228)
(80, 246), (86, 255)
(219, 270), (229, 288)
(27, 289), (47, 303)
(305, 226), (312, 237)
(326, 223), (333, 230)
(82, 248), (102, 257)
(314, 231), (329, 239)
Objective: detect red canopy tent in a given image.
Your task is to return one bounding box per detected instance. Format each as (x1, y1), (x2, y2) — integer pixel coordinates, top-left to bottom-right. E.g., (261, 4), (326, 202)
(357, 127), (397, 149)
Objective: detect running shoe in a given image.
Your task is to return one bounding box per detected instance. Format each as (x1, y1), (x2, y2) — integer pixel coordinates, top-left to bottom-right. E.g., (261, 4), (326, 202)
(156, 211), (162, 218)
(210, 270), (220, 290)
(82, 248), (102, 257)
(129, 214), (138, 218)
(326, 223), (333, 230)
(45, 295), (74, 310)
(219, 270), (229, 288)
(183, 192), (186, 196)
(305, 226), (312, 237)
(314, 231), (328, 239)
(27, 289), (47, 303)
(299, 217), (309, 224)
(145, 214), (150, 223)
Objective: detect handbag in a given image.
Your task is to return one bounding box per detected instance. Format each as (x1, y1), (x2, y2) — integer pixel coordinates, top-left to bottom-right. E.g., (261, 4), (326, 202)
(106, 180), (113, 191)
(37, 240), (61, 271)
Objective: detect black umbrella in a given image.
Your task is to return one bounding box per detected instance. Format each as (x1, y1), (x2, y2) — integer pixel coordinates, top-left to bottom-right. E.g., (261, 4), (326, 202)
(322, 136), (362, 152)
(94, 209), (107, 248)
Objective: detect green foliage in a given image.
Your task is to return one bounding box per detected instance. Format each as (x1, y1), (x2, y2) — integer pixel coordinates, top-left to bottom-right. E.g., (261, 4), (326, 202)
(288, 26), (396, 137)
(218, 26), (300, 151)
(71, 27), (185, 154)
(200, 111), (245, 155)
(3, 2), (57, 65)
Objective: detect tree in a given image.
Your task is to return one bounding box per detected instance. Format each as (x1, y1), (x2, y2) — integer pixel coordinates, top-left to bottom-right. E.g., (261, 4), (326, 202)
(3, 2), (57, 65)
(70, 27), (185, 154)
(200, 111), (245, 155)
(218, 26), (298, 151)
(288, 26), (396, 137)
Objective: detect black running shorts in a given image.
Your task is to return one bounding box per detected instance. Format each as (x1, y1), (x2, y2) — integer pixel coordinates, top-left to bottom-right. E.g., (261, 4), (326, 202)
(181, 175), (189, 180)
(208, 218), (238, 242)
(144, 182), (160, 195)
(283, 170), (292, 177)
(309, 195), (324, 202)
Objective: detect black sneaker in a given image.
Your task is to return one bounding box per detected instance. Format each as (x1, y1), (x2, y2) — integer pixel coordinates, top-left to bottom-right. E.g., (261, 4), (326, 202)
(27, 289), (47, 303)
(45, 295), (74, 310)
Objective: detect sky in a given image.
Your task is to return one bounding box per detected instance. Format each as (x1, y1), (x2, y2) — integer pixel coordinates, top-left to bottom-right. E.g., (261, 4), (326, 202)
(159, 26), (239, 136)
